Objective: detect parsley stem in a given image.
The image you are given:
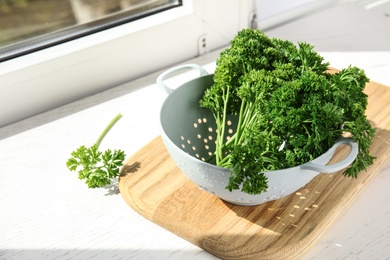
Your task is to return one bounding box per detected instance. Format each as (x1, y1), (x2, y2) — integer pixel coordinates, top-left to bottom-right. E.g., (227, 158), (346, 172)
(94, 113), (123, 148)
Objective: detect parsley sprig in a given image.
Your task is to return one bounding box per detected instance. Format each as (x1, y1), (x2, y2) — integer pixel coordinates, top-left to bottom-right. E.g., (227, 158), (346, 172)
(66, 113), (126, 188)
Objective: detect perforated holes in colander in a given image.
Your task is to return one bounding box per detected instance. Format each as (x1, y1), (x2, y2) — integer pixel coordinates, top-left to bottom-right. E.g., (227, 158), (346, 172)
(179, 117), (214, 161)
(179, 117), (238, 162)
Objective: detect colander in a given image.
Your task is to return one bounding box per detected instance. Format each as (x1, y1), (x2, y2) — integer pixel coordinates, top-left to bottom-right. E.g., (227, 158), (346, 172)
(157, 64), (359, 206)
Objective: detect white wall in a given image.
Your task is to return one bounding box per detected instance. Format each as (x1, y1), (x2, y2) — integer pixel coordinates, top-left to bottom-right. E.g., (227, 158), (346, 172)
(256, 0), (315, 20)
(256, 0), (340, 30)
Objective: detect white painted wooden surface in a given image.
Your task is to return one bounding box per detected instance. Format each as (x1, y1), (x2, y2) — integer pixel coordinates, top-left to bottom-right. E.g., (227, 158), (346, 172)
(1, 48), (389, 259)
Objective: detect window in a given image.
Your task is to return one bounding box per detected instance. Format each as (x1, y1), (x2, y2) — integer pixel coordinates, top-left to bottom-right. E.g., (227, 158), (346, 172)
(0, 0), (181, 62)
(0, 0), (255, 127)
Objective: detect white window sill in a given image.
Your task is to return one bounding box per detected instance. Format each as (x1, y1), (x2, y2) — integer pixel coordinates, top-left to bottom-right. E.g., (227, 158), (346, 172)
(0, 47), (390, 259)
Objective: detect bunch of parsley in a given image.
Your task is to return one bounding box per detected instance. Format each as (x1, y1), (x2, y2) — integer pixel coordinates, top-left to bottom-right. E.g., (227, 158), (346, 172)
(66, 113), (126, 188)
(200, 29), (375, 195)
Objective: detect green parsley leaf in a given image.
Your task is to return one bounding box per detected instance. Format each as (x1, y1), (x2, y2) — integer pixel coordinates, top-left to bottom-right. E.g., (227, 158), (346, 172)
(66, 114), (126, 188)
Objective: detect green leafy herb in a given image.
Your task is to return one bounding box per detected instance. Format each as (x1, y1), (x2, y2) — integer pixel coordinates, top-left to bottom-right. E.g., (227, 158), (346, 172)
(66, 113), (126, 188)
(200, 29), (376, 195)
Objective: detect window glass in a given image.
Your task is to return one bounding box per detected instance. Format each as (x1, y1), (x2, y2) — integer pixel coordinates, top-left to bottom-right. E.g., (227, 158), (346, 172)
(0, 0), (180, 61)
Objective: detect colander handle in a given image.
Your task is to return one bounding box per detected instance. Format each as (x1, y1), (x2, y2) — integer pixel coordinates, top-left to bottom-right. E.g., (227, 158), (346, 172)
(157, 64), (209, 95)
(300, 138), (358, 173)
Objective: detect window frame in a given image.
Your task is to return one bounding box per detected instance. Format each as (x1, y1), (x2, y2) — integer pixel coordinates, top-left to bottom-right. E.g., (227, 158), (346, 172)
(0, 0), (183, 62)
(0, 0), (255, 127)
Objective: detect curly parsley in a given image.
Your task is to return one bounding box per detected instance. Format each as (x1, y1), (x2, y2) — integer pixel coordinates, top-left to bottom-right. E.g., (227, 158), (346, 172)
(66, 113), (126, 188)
(200, 29), (375, 195)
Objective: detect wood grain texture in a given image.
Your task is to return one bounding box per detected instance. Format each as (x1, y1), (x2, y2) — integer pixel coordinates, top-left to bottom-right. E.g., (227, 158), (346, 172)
(119, 79), (390, 260)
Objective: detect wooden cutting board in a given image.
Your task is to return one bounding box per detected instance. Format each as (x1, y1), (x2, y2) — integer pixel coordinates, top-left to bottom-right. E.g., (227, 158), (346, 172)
(119, 79), (390, 260)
